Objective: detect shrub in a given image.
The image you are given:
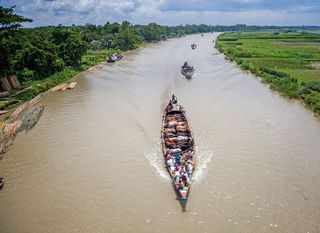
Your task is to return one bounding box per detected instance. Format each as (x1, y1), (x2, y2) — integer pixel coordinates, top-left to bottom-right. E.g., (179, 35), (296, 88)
(298, 86), (311, 97)
(305, 93), (320, 108)
(305, 81), (320, 92)
(260, 67), (291, 79)
(18, 68), (35, 83)
(314, 102), (320, 114)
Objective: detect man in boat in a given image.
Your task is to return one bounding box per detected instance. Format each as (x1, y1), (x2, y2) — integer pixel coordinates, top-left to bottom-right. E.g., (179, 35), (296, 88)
(182, 62), (188, 69)
(172, 94), (178, 104)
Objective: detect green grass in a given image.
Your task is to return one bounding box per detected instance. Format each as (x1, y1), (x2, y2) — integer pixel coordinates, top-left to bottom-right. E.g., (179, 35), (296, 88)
(279, 69), (320, 82)
(216, 31), (320, 114)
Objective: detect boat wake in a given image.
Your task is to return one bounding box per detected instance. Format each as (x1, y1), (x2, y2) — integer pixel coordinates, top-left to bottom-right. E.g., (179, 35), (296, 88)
(144, 137), (213, 184)
(192, 138), (214, 183)
(144, 140), (170, 182)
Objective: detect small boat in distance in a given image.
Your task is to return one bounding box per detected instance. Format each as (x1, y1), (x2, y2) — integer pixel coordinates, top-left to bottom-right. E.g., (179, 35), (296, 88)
(161, 95), (195, 200)
(106, 53), (123, 62)
(191, 44), (197, 50)
(181, 62), (195, 79)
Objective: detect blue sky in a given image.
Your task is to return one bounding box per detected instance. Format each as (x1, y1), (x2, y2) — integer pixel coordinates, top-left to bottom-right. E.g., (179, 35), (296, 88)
(1, 0), (320, 27)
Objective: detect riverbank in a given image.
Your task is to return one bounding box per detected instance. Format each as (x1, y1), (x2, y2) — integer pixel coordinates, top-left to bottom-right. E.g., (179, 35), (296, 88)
(215, 31), (320, 115)
(0, 48), (122, 113)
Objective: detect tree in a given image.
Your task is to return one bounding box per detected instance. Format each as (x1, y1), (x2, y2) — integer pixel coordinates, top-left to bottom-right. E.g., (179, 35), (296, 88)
(0, 5), (32, 34)
(13, 32), (64, 79)
(0, 5), (33, 77)
(51, 29), (88, 67)
(135, 23), (166, 42)
(113, 21), (143, 50)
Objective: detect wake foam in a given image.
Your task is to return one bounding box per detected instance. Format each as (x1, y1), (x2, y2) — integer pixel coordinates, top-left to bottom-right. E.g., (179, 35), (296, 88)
(144, 136), (213, 184)
(192, 137), (214, 183)
(144, 140), (170, 182)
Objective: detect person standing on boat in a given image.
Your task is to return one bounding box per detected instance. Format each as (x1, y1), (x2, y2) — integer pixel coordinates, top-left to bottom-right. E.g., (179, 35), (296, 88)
(182, 61), (188, 69)
(172, 94), (177, 104)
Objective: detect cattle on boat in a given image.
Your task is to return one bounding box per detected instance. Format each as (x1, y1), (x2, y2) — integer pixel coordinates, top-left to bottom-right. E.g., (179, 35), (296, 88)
(161, 95), (195, 200)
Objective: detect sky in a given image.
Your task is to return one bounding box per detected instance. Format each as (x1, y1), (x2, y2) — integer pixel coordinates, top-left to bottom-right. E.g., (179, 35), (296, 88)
(1, 0), (320, 27)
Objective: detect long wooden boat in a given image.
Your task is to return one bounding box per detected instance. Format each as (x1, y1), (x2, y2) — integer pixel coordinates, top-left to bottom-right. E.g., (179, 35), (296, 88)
(161, 95), (195, 200)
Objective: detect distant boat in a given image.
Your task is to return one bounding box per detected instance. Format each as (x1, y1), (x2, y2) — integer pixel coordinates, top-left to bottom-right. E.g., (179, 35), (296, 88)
(106, 53), (123, 62)
(191, 44), (197, 49)
(201, 34), (204, 37)
(181, 62), (195, 79)
(161, 95), (195, 200)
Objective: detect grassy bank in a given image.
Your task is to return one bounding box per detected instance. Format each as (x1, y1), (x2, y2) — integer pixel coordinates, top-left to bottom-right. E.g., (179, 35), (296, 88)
(0, 48), (122, 111)
(215, 31), (320, 115)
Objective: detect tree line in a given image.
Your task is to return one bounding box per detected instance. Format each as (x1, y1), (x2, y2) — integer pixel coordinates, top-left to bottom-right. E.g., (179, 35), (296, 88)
(1, 5), (320, 85)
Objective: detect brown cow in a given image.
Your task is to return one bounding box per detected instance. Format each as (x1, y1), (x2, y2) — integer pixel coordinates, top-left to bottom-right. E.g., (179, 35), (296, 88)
(165, 140), (177, 147)
(176, 126), (188, 132)
(176, 121), (187, 126)
(164, 128), (176, 133)
(166, 137), (177, 142)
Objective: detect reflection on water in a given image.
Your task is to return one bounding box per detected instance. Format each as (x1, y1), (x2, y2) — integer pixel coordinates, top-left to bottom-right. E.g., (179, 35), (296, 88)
(0, 33), (320, 233)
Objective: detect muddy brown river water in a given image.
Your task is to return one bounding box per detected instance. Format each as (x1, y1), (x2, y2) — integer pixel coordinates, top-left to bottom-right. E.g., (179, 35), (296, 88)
(0, 33), (320, 233)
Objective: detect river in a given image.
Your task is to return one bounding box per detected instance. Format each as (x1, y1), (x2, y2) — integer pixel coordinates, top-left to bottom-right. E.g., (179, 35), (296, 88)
(0, 33), (320, 233)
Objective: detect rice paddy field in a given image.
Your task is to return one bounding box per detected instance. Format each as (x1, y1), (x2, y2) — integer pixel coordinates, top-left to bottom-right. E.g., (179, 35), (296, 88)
(216, 31), (320, 114)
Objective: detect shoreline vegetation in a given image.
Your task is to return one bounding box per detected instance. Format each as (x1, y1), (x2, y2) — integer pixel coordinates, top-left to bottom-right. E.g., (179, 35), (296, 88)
(215, 31), (320, 115)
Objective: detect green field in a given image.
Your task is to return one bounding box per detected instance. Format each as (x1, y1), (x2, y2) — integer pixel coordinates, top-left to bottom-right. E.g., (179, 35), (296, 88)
(216, 31), (320, 114)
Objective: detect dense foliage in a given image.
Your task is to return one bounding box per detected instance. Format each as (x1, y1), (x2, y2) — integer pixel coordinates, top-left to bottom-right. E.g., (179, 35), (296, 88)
(216, 31), (320, 114)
